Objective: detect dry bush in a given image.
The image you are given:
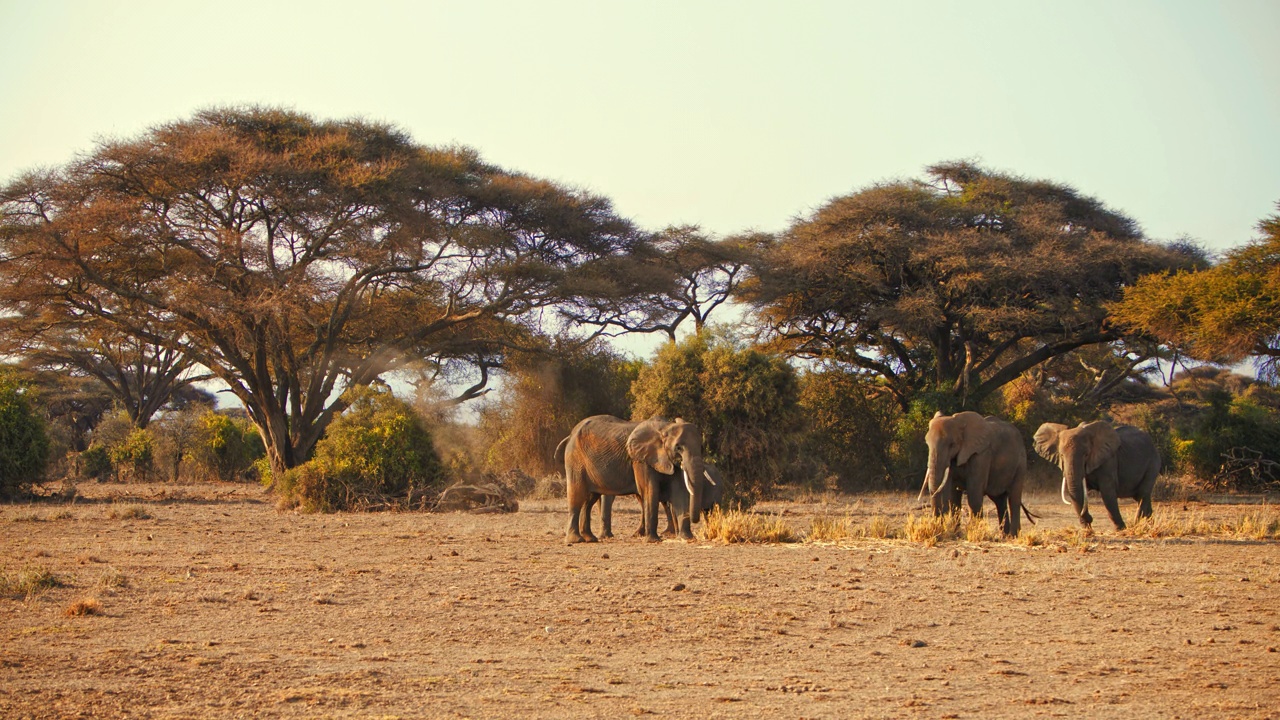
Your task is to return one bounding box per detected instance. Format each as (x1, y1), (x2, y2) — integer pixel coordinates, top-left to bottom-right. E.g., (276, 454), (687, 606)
(903, 512), (962, 547)
(526, 474), (566, 501)
(106, 504), (152, 520)
(64, 597), (102, 617)
(701, 507), (798, 544)
(0, 566), (65, 599)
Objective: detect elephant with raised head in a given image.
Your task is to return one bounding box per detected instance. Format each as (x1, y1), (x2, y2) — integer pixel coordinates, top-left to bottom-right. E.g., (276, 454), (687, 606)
(1033, 420), (1160, 531)
(559, 415), (710, 544)
(596, 462), (724, 538)
(920, 411), (1029, 536)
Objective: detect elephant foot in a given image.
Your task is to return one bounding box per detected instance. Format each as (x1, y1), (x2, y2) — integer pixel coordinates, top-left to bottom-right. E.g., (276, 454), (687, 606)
(601, 530), (614, 539)
(581, 533), (599, 543)
(642, 534), (663, 544)
(566, 532), (584, 545)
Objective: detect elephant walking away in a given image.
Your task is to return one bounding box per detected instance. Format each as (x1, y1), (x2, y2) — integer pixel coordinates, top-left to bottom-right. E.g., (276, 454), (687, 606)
(1033, 420), (1160, 530)
(921, 411), (1029, 537)
(596, 462), (724, 538)
(558, 415), (711, 544)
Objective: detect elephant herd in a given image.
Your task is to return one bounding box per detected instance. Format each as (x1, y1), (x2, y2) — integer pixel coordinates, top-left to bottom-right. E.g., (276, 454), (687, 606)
(559, 412), (1161, 544)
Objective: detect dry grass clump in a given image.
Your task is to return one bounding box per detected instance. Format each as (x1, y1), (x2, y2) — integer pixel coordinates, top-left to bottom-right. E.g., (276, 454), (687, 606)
(0, 566), (67, 599)
(701, 508), (798, 544)
(97, 568), (128, 591)
(807, 515), (898, 542)
(64, 597), (103, 617)
(903, 512), (962, 547)
(106, 504), (152, 520)
(1232, 511), (1280, 540)
(964, 516), (1001, 543)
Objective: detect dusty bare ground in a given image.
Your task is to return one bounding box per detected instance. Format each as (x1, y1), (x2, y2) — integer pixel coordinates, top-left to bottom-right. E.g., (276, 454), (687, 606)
(2, 481), (1278, 719)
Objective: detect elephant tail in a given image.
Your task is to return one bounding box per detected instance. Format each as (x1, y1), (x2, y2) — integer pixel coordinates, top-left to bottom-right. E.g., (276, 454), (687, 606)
(1020, 503), (1040, 526)
(553, 437), (569, 463)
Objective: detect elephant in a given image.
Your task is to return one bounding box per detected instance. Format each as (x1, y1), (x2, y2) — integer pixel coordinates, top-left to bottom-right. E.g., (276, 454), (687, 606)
(1033, 420), (1160, 530)
(595, 462), (724, 538)
(919, 411), (1029, 536)
(558, 415), (711, 544)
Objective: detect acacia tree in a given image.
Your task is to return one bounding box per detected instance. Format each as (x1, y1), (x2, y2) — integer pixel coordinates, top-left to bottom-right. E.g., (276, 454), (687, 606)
(0, 107), (660, 475)
(744, 161), (1198, 410)
(564, 226), (753, 340)
(1112, 203), (1280, 380)
(0, 317), (209, 429)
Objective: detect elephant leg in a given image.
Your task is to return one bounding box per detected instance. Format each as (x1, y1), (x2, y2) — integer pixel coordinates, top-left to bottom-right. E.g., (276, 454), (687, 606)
(966, 479), (985, 521)
(662, 502), (678, 537)
(639, 481), (663, 543)
(565, 472), (589, 544)
(1135, 470), (1157, 522)
(992, 493), (1009, 535)
(580, 491), (600, 543)
(633, 496), (647, 537)
(601, 495), (615, 539)
(1006, 479), (1023, 537)
(1101, 487), (1126, 531)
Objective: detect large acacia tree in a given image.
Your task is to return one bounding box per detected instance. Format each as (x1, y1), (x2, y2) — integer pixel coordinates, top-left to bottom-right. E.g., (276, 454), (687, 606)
(0, 107), (662, 474)
(1113, 203), (1280, 380)
(745, 161), (1197, 410)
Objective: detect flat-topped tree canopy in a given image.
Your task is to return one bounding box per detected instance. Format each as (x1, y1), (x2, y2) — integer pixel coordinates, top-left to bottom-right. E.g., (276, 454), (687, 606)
(742, 161), (1203, 410)
(0, 106), (669, 474)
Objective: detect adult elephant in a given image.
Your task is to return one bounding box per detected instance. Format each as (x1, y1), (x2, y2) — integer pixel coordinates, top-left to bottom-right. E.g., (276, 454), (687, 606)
(1033, 420), (1160, 531)
(597, 462), (724, 538)
(919, 411), (1029, 536)
(559, 415), (710, 544)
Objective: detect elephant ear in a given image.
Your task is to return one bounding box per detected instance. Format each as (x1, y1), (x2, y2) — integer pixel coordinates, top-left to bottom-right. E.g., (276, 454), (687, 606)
(627, 419), (675, 474)
(1033, 423), (1068, 463)
(954, 412), (994, 466)
(1084, 421), (1122, 473)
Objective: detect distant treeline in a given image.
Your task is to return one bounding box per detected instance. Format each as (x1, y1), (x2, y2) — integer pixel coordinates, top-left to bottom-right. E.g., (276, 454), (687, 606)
(1, 107), (1277, 505)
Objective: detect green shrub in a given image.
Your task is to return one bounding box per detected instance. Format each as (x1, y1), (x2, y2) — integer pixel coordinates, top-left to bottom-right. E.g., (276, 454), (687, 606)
(107, 428), (155, 481)
(191, 412), (265, 482)
(798, 367), (900, 491)
(79, 443), (113, 480)
(277, 387), (447, 512)
(0, 369), (51, 498)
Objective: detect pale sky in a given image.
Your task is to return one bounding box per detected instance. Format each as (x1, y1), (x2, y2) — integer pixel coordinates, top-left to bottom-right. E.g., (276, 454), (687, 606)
(2, 0), (1277, 252)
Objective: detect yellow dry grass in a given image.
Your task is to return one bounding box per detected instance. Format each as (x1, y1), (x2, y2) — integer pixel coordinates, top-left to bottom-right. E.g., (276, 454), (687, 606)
(700, 508), (798, 544)
(807, 514), (899, 542)
(903, 512), (962, 547)
(1122, 507), (1280, 540)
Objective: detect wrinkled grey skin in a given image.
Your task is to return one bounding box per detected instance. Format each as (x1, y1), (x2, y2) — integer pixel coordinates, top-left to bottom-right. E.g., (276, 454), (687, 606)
(920, 411), (1029, 537)
(1034, 420), (1160, 530)
(597, 462), (725, 538)
(558, 415), (709, 544)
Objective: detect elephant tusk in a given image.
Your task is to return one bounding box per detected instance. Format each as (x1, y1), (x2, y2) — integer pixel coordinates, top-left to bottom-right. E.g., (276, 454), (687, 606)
(703, 469), (717, 486)
(1061, 477), (1070, 505)
(683, 467), (694, 497)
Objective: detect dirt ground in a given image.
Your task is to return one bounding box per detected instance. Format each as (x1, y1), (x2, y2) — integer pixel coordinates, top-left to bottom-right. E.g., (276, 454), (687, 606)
(2, 482), (1278, 719)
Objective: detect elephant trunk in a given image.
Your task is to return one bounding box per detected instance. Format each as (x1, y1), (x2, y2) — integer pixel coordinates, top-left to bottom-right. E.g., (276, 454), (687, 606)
(926, 448), (954, 516)
(686, 455), (706, 524)
(1062, 458), (1091, 525)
